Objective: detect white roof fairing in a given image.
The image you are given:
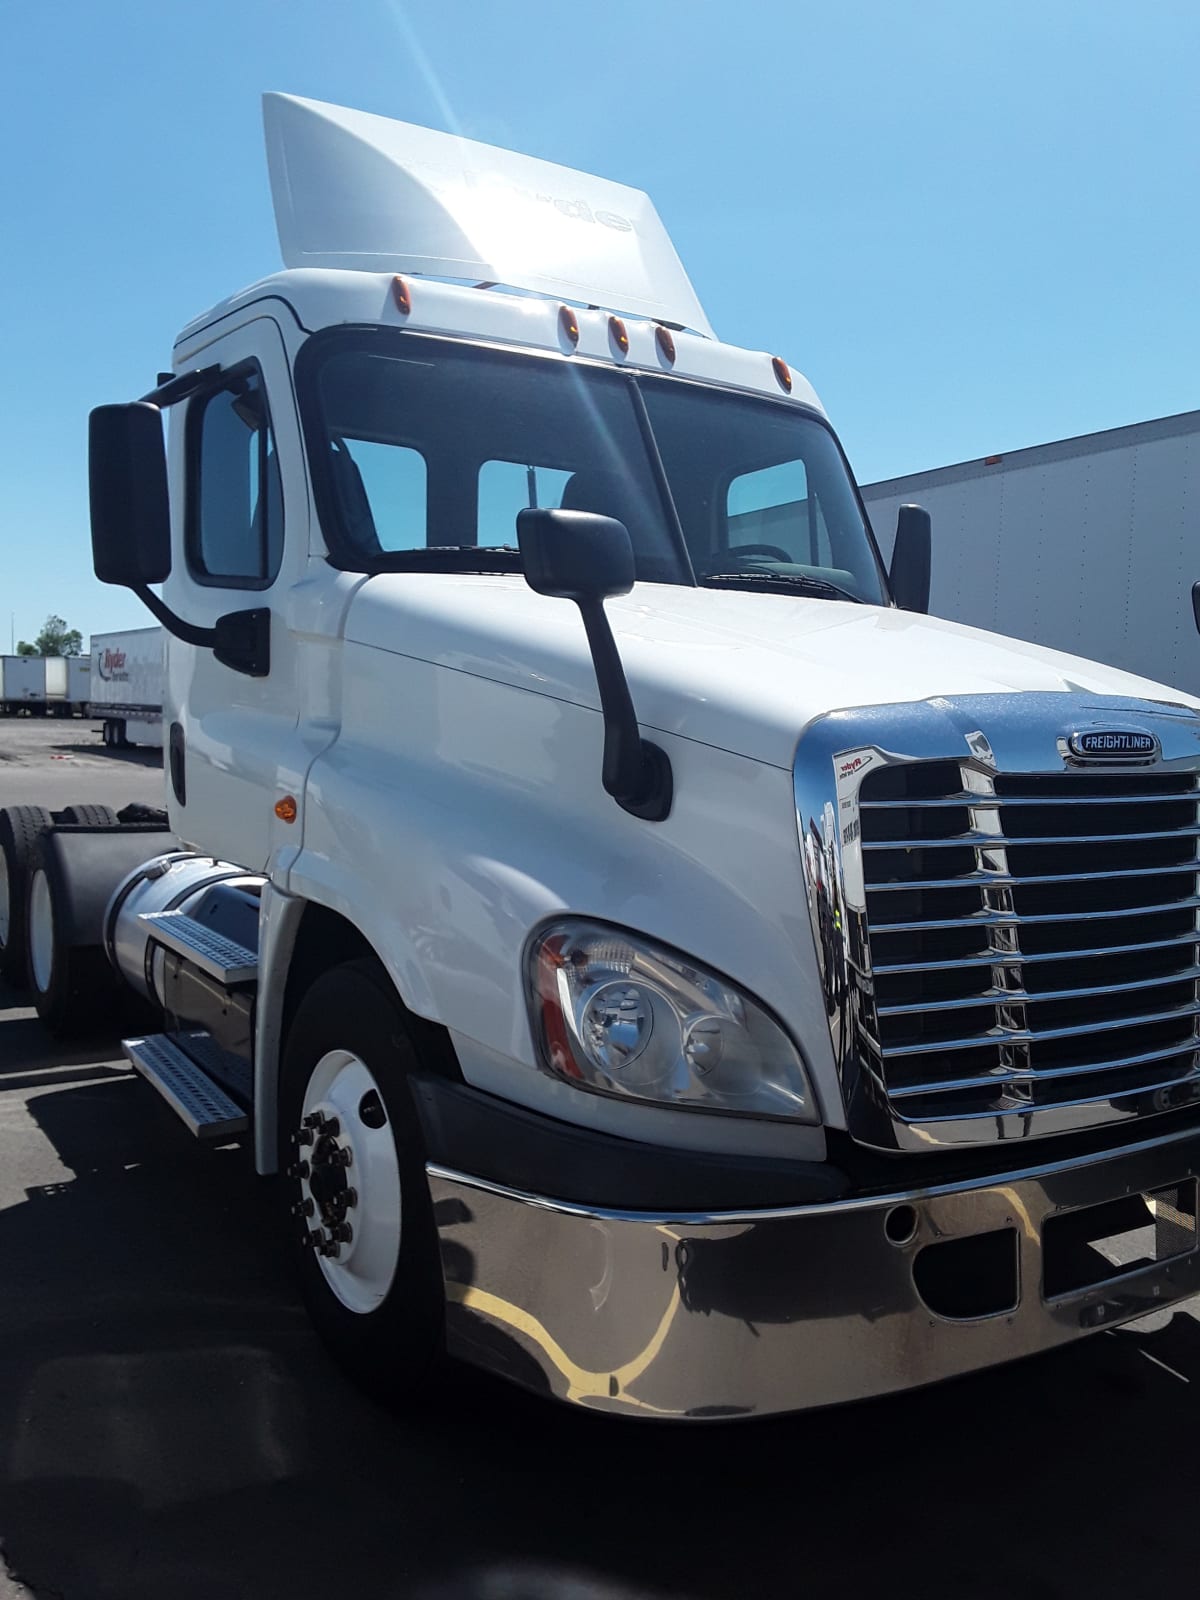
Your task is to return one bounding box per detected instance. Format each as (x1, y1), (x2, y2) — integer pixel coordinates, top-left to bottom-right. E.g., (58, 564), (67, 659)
(262, 93), (714, 337)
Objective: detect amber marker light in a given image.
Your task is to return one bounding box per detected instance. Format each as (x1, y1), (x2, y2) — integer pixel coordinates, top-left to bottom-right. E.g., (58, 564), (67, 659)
(608, 316), (629, 355)
(275, 796), (298, 824)
(391, 275), (412, 315)
(772, 356), (793, 393)
(655, 325), (676, 365)
(559, 304), (580, 346)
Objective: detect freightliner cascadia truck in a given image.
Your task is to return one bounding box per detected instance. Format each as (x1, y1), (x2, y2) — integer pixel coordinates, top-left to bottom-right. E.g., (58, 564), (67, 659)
(2, 94), (1199, 1419)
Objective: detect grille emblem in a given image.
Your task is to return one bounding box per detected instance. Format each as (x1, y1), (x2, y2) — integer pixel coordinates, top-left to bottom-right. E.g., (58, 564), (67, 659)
(1068, 728), (1159, 760)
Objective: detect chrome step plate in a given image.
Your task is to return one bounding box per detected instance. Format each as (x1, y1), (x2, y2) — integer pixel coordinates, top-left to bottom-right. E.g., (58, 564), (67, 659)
(137, 909), (258, 985)
(123, 1034), (249, 1139)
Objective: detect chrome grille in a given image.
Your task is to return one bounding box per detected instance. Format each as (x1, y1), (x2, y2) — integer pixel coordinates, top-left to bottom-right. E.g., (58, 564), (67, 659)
(858, 760), (1200, 1121)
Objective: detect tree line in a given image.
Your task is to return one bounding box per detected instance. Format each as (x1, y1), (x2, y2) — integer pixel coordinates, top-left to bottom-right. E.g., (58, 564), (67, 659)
(15, 615), (83, 657)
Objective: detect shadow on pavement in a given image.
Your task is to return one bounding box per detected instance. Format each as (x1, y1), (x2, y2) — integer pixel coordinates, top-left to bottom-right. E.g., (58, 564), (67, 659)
(44, 740), (162, 768)
(1, 1011), (1199, 1598)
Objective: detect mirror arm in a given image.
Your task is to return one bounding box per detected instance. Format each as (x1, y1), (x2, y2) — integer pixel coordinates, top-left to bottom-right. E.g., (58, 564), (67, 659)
(131, 586), (271, 678)
(132, 584), (217, 648)
(137, 364), (222, 408)
(577, 598), (673, 821)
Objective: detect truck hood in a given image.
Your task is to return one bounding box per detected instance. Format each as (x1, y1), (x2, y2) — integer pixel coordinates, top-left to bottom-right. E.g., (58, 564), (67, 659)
(346, 574), (1200, 769)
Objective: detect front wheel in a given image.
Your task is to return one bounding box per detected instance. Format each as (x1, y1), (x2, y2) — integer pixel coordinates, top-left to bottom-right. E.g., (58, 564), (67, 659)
(278, 958), (445, 1405)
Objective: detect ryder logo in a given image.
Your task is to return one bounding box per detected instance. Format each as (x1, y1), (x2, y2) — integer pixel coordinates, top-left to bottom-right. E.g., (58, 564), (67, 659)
(97, 648), (128, 682)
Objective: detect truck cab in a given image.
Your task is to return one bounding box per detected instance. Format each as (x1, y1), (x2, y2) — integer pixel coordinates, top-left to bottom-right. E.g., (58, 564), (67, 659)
(27, 93), (1200, 1417)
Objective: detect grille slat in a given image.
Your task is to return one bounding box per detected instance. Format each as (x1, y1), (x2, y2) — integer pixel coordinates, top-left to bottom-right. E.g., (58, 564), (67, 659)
(861, 791), (1196, 809)
(873, 931), (1200, 975)
(863, 825), (1200, 851)
(887, 1041), (1200, 1101)
(869, 861), (1199, 892)
(877, 965), (1200, 1016)
(872, 896), (1200, 933)
(882, 998), (1200, 1058)
(857, 760), (1200, 1124)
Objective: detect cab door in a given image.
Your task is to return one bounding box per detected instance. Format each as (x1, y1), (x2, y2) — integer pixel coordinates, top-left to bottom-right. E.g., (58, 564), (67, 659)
(162, 314), (306, 871)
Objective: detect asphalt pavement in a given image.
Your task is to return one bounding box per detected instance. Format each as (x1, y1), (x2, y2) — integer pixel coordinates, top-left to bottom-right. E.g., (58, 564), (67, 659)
(3, 719), (1200, 1599)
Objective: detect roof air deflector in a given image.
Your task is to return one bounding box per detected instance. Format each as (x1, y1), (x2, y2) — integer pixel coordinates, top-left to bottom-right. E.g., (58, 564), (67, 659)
(262, 92), (714, 338)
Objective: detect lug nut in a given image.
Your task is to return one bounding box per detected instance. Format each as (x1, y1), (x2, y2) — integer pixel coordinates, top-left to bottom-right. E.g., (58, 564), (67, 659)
(293, 1128), (314, 1147)
(291, 1198), (314, 1218)
(303, 1112), (325, 1130)
(323, 1117), (341, 1138)
(337, 1147), (353, 1168)
(331, 1222), (353, 1244)
(307, 1229), (323, 1250)
(344, 1187), (358, 1208)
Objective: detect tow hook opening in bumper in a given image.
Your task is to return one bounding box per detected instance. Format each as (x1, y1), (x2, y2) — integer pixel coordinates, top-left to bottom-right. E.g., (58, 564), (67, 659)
(1043, 1179), (1198, 1299)
(913, 1227), (1020, 1320)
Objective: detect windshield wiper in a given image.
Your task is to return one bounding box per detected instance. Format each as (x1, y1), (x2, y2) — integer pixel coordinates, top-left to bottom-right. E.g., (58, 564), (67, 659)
(366, 545), (524, 574)
(698, 570), (864, 603)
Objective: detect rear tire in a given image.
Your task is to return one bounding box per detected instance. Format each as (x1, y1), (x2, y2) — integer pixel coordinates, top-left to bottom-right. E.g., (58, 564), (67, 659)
(278, 958), (445, 1406)
(59, 804), (119, 827)
(24, 839), (123, 1036)
(0, 806), (54, 986)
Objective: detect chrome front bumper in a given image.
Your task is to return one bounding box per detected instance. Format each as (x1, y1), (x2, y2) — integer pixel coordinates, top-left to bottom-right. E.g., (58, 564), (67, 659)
(429, 1124), (1200, 1419)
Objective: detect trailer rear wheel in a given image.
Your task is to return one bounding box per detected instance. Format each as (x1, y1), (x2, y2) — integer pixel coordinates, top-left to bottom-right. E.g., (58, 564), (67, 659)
(279, 958), (445, 1406)
(0, 805), (54, 986)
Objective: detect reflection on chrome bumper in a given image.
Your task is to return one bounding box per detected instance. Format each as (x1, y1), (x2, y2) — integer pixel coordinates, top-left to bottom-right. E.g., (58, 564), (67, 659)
(429, 1125), (1200, 1419)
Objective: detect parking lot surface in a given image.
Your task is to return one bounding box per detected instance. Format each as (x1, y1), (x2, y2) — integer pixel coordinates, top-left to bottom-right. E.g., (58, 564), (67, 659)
(2, 718), (1200, 1599)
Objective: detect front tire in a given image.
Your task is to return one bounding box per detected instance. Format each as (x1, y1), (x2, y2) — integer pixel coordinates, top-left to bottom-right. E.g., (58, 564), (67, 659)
(278, 958), (445, 1405)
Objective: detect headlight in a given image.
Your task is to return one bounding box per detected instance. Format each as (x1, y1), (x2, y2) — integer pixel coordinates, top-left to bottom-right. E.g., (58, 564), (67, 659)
(527, 920), (817, 1122)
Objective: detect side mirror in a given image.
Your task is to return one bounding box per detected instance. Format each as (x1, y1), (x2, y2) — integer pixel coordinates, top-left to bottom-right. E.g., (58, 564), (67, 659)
(518, 507), (635, 601)
(890, 503), (931, 613)
(89, 402), (172, 586)
(518, 508), (671, 821)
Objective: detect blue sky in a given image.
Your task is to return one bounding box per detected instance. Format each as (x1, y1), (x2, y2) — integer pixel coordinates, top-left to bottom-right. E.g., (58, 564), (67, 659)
(1, 0), (1197, 643)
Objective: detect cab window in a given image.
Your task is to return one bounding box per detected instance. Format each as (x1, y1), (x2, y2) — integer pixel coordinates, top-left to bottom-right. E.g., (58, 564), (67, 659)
(188, 368), (283, 586)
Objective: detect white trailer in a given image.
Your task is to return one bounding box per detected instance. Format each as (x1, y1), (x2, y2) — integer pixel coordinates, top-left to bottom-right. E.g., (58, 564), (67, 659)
(88, 626), (164, 748)
(4, 96), (1200, 1422)
(42, 655), (68, 715)
(1, 656), (52, 715)
(0, 655), (88, 716)
(67, 656), (90, 714)
(861, 410), (1200, 694)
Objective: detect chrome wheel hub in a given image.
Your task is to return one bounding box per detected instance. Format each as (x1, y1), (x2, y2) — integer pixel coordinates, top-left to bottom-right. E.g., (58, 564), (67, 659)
(289, 1049), (401, 1314)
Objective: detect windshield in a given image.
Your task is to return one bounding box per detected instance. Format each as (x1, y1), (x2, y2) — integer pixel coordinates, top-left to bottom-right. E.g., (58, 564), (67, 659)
(300, 329), (889, 604)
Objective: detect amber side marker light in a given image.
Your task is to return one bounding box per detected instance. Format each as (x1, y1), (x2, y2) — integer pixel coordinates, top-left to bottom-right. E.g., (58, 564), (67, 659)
(391, 276), (412, 315)
(772, 356), (793, 393)
(275, 796), (298, 824)
(559, 305), (580, 347)
(655, 325), (676, 365)
(609, 316), (629, 355)
(984, 454), (1003, 465)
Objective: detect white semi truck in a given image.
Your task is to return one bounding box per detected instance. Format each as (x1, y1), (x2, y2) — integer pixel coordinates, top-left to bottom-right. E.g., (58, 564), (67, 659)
(88, 625), (165, 748)
(862, 410), (1200, 693)
(2, 94), (1200, 1419)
